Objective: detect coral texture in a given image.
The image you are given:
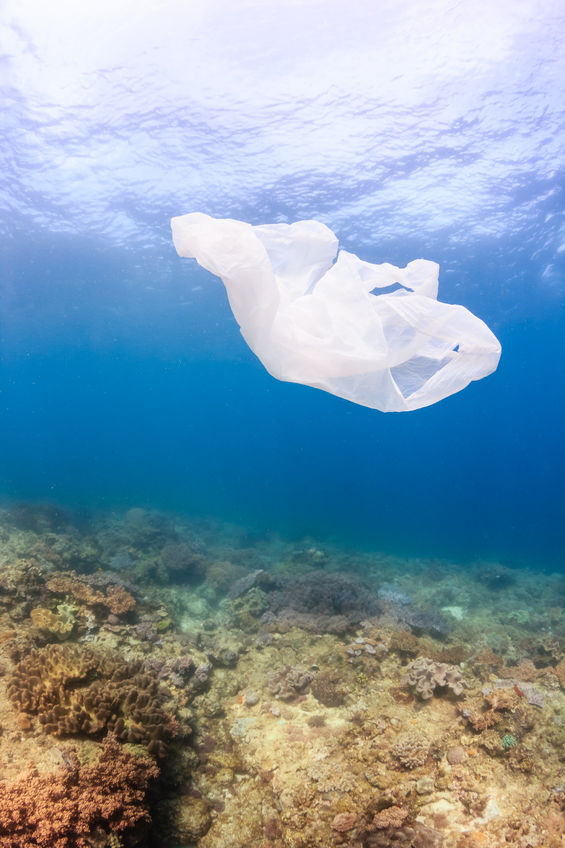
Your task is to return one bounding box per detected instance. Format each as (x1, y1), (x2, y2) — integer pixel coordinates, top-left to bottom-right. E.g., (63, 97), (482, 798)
(46, 571), (136, 616)
(160, 541), (206, 580)
(391, 731), (430, 769)
(8, 644), (178, 756)
(0, 734), (159, 848)
(403, 657), (466, 699)
(310, 669), (346, 707)
(260, 570), (379, 633)
(30, 604), (77, 641)
(265, 665), (315, 700)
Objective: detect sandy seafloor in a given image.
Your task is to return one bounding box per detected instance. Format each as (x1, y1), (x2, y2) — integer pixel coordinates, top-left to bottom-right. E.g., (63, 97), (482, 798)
(0, 503), (564, 848)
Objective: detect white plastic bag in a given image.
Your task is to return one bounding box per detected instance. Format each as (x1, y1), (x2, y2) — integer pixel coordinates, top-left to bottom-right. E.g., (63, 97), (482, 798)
(171, 213), (501, 412)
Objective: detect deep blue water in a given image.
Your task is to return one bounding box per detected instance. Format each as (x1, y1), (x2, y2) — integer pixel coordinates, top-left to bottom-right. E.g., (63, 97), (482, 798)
(1, 0), (564, 568)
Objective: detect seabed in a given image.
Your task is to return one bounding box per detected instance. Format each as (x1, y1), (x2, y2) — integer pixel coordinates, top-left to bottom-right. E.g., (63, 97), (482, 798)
(0, 503), (564, 847)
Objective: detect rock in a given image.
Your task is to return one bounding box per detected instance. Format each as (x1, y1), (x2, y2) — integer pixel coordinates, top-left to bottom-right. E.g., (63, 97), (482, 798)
(244, 690), (259, 706)
(161, 797), (212, 843)
(416, 776), (435, 794)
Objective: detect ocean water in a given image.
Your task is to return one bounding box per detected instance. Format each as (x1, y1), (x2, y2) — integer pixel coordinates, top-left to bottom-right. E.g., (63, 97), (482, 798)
(1, 0), (564, 569)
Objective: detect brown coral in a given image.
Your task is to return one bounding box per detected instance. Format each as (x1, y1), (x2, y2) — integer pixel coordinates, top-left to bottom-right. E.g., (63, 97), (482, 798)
(45, 571), (135, 617)
(553, 662), (565, 689)
(8, 644), (178, 756)
(0, 734), (159, 848)
(8, 643), (99, 714)
(310, 669), (346, 707)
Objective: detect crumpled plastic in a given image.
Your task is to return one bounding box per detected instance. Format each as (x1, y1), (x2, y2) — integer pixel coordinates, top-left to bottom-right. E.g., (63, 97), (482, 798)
(171, 213), (501, 412)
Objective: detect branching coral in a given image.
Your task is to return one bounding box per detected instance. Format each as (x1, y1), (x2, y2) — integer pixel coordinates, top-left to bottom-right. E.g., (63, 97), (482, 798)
(0, 734), (159, 848)
(391, 731), (430, 769)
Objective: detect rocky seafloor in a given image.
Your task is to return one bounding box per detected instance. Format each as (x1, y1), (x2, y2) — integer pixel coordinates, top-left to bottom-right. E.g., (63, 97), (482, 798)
(0, 503), (564, 848)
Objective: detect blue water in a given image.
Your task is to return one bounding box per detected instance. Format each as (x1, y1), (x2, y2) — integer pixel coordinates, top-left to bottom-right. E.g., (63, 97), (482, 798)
(1, 0), (564, 567)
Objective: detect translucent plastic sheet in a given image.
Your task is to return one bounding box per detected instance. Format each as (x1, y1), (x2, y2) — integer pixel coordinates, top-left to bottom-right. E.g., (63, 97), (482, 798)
(171, 213), (501, 411)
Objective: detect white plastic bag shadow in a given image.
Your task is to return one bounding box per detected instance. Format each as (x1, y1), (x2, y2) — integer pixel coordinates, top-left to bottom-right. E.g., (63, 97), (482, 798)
(171, 213), (501, 412)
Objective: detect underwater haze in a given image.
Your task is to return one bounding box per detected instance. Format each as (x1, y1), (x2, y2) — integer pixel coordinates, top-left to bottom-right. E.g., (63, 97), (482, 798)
(1, 0), (565, 568)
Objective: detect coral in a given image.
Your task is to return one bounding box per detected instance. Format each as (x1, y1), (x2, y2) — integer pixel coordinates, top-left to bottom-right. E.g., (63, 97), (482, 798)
(0, 734), (159, 848)
(227, 588), (270, 630)
(371, 805), (409, 829)
(331, 811), (357, 832)
(265, 665), (315, 700)
(389, 630), (424, 656)
(377, 583), (413, 606)
(498, 659), (539, 680)
(7, 501), (71, 533)
(8, 643), (99, 714)
(391, 731), (430, 769)
(205, 560), (249, 594)
(501, 732), (517, 749)
(310, 669), (346, 707)
(469, 648), (503, 679)
(122, 507), (174, 547)
(402, 656), (466, 699)
(160, 541), (206, 581)
(227, 568), (276, 599)
(103, 584), (137, 615)
(30, 603), (78, 641)
(46, 571), (136, 616)
(458, 685), (535, 734)
(484, 679), (545, 708)
(367, 821), (444, 847)
(260, 570), (379, 633)
(7, 644), (179, 756)
(446, 745), (467, 765)
(260, 609), (352, 634)
(553, 661), (565, 689)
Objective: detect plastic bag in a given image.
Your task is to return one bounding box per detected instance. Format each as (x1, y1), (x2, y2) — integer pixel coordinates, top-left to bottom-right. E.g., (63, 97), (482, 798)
(171, 213), (501, 412)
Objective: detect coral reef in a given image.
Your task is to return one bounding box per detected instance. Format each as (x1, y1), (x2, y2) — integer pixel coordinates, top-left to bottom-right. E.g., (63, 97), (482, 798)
(259, 570), (379, 633)
(0, 505), (564, 848)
